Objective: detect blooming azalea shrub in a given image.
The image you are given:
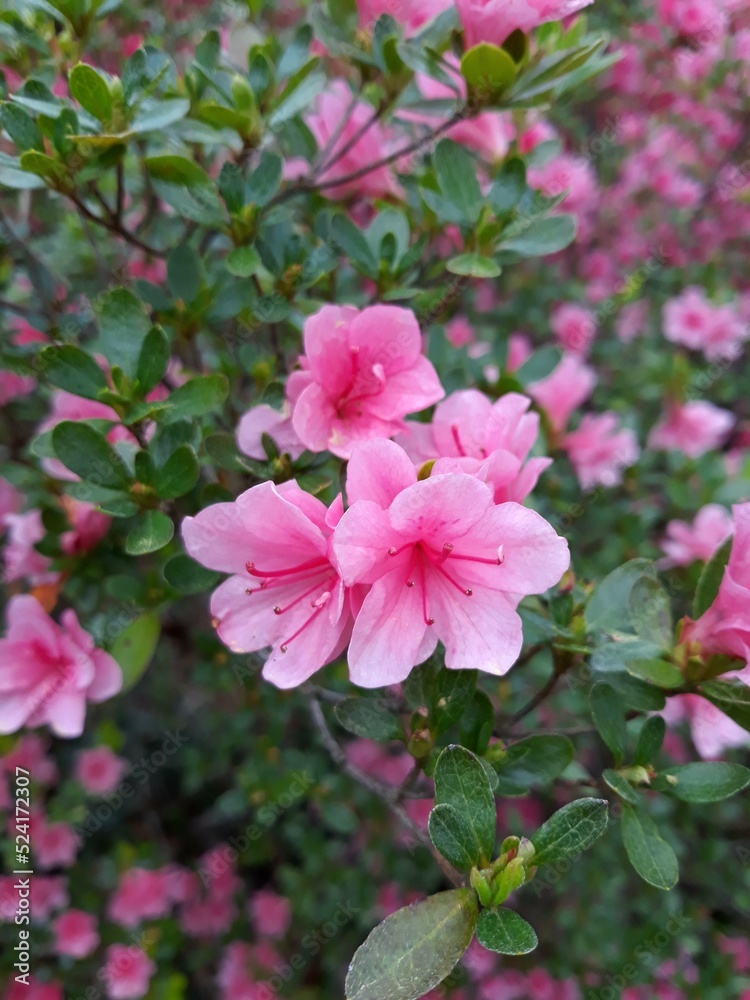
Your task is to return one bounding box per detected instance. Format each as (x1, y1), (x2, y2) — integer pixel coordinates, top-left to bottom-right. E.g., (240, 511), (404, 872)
(1, 0), (750, 998)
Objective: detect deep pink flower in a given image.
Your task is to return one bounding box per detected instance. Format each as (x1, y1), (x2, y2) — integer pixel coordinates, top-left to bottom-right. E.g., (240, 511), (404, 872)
(249, 889), (292, 939)
(52, 908), (99, 958)
(237, 403), (305, 461)
(457, 0), (594, 48)
(1, 509), (55, 585)
(663, 287), (716, 351)
(33, 813), (78, 869)
(289, 304), (444, 459)
(563, 412), (639, 490)
(1, 734), (58, 786)
(681, 504), (750, 665)
(659, 504), (734, 568)
(306, 82), (403, 200)
(333, 440), (569, 685)
(648, 401), (734, 458)
(356, 0), (451, 34)
(3, 978), (63, 1000)
(550, 302), (597, 355)
(108, 868), (172, 928)
(101, 944), (156, 1000)
(74, 746), (128, 796)
(0, 595), (122, 738)
(182, 482), (354, 688)
(397, 390), (551, 503)
(527, 353), (596, 435)
(59, 497), (111, 556)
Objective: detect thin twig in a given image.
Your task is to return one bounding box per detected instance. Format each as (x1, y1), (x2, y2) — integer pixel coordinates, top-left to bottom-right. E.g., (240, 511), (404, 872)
(67, 192), (166, 258)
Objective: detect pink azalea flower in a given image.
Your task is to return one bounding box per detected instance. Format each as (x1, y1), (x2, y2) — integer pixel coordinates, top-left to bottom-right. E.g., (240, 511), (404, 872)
(457, 0), (594, 48)
(74, 746), (128, 796)
(647, 401), (734, 458)
(2, 509), (55, 585)
(397, 390), (551, 502)
(236, 403), (305, 461)
(30, 875), (68, 922)
(659, 504), (734, 568)
(333, 439), (569, 685)
(33, 813), (79, 870)
(663, 286), (717, 351)
(288, 304), (444, 459)
(662, 685), (750, 759)
(506, 333), (533, 372)
(681, 504), (750, 665)
(59, 497), (111, 556)
(306, 82), (403, 200)
(445, 316), (476, 348)
(527, 353), (597, 435)
(0, 595), (122, 738)
(550, 302), (597, 356)
(182, 482), (354, 688)
(101, 944), (156, 1000)
(218, 942), (277, 999)
(51, 908), (99, 958)
(563, 412), (639, 490)
(0, 477), (20, 520)
(1, 734), (58, 786)
(356, 0), (452, 34)
(3, 979), (63, 1000)
(108, 868), (172, 928)
(248, 888), (292, 939)
(616, 300), (648, 343)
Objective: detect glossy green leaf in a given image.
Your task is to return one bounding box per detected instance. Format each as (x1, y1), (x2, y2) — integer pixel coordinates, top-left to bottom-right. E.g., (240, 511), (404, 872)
(434, 139), (482, 223)
(660, 762), (750, 803)
(167, 244), (203, 304)
(446, 253), (501, 278)
(433, 745), (495, 867)
(93, 286), (151, 379)
(334, 698), (404, 743)
(532, 798), (609, 865)
(590, 682), (627, 764)
(69, 63), (113, 124)
(43, 345), (108, 400)
(460, 43), (517, 98)
(125, 510), (174, 556)
(136, 326), (170, 396)
(162, 375), (230, 423)
(428, 803), (481, 871)
(621, 804), (678, 890)
(494, 734), (574, 796)
(633, 716), (666, 767)
(693, 537), (732, 618)
(154, 445), (200, 499)
(110, 612), (161, 692)
(501, 214), (576, 256)
(52, 421), (131, 488)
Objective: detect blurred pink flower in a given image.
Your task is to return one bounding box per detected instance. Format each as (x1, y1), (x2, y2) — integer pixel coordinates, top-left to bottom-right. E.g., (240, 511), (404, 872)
(108, 868), (172, 928)
(248, 888), (292, 939)
(0, 595), (121, 738)
(527, 352), (597, 435)
(33, 813), (79, 870)
(550, 302), (597, 355)
(457, 0), (594, 47)
(74, 746), (128, 796)
(334, 439), (569, 684)
(52, 908), (99, 958)
(182, 481), (354, 688)
(237, 403), (305, 461)
(2, 508), (55, 586)
(681, 503), (750, 665)
(59, 497), (111, 556)
(445, 316), (476, 348)
(648, 401), (734, 458)
(102, 944), (156, 1000)
(663, 684), (750, 759)
(289, 304), (444, 458)
(563, 412), (639, 490)
(659, 503), (733, 568)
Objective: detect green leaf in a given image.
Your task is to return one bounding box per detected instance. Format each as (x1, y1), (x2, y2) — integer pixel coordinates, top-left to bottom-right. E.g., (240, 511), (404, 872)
(458, 691), (494, 755)
(334, 698), (404, 743)
(167, 244), (203, 304)
(345, 889), (478, 1000)
(624, 658), (683, 689)
(515, 345), (562, 385)
(136, 326), (170, 396)
(125, 510), (174, 556)
(218, 162), (245, 214)
(602, 769), (641, 806)
(590, 682), (627, 764)
(476, 907), (538, 956)
(51, 421), (131, 488)
(0, 103), (44, 152)
(226, 246), (261, 277)
(501, 214), (576, 256)
(700, 679), (750, 732)
(489, 157), (526, 214)
(628, 576), (672, 649)
(69, 63), (113, 125)
(43, 345), (108, 400)
(660, 762), (750, 803)
(433, 139), (482, 224)
(154, 445), (200, 499)
(162, 375), (229, 424)
(269, 60), (325, 130)
(110, 612), (160, 692)
(19, 150), (67, 186)
(145, 154), (223, 224)
(331, 214), (378, 275)
(494, 734), (574, 796)
(621, 804), (678, 890)
(163, 554), (221, 594)
(585, 559), (658, 637)
(246, 151), (283, 206)
(693, 536), (732, 618)
(428, 803), (482, 871)
(532, 798), (609, 865)
(430, 668), (477, 732)
(446, 253), (501, 278)
(433, 745), (495, 868)
(93, 286), (151, 379)
(130, 97), (190, 133)
(460, 43), (517, 98)
(633, 716), (665, 767)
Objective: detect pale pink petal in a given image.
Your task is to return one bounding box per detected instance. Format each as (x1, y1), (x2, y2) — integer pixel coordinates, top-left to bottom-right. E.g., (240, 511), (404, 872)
(346, 439), (417, 507)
